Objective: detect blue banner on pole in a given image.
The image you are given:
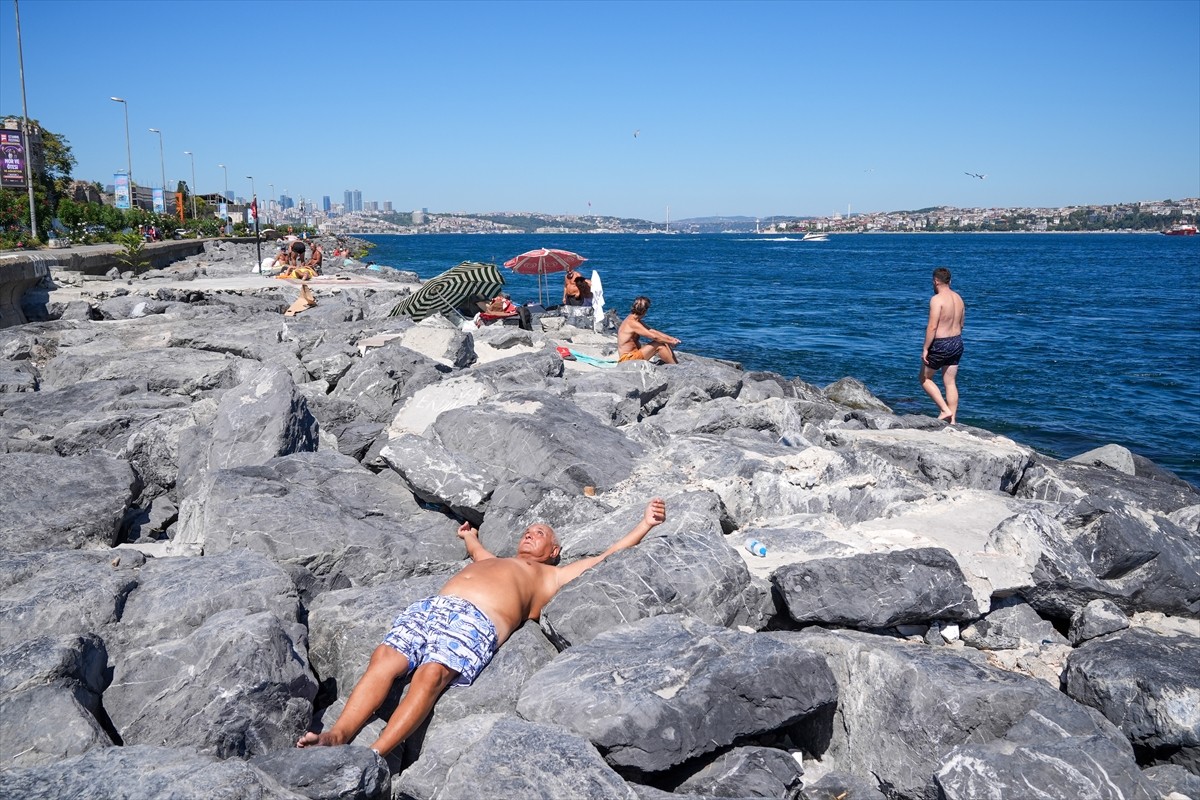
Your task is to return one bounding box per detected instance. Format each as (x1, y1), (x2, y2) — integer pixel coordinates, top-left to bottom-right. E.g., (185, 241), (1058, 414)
(153, 188), (165, 213)
(114, 173), (131, 210)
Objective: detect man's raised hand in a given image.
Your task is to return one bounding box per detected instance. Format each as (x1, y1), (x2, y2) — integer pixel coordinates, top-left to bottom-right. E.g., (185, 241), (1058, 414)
(457, 521), (478, 541)
(644, 498), (667, 528)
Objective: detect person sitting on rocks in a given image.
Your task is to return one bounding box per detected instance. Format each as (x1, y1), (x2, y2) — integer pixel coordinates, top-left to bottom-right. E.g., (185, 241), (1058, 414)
(296, 498), (667, 758)
(304, 242), (324, 274)
(618, 295), (680, 364)
(563, 269), (592, 306)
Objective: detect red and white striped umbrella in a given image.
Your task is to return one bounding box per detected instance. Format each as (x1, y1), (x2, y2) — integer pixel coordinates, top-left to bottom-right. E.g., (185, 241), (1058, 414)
(504, 248), (587, 305)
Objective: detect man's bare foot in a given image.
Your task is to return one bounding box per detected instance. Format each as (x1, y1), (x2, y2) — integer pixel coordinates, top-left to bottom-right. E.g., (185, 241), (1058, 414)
(937, 410), (953, 422)
(296, 730), (347, 748)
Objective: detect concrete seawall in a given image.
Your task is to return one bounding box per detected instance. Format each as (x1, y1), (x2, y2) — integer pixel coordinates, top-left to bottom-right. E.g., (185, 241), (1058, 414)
(0, 239), (211, 328)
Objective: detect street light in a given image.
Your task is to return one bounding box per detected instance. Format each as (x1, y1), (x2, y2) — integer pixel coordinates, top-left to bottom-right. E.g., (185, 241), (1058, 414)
(218, 163), (228, 201)
(183, 150), (197, 219)
(110, 97), (133, 201)
(246, 175), (255, 199)
(148, 128), (165, 211)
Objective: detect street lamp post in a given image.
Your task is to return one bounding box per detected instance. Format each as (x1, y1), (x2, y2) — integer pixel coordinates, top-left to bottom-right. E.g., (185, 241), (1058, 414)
(148, 128), (165, 212)
(246, 176), (260, 270)
(110, 97), (133, 203)
(218, 163), (228, 202)
(183, 151), (197, 219)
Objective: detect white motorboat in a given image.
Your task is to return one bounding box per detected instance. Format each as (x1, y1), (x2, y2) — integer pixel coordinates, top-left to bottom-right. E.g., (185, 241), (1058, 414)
(802, 232), (829, 242)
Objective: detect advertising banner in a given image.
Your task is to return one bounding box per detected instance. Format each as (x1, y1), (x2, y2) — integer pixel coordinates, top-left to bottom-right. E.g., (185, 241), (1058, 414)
(153, 188), (165, 213)
(0, 129), (27, 188)
(114, 173), (131, 209)
(218, 202), (228, 219)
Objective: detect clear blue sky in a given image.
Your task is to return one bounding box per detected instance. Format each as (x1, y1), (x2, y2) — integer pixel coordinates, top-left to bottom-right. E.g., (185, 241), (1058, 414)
(2, 0), (1198, 221)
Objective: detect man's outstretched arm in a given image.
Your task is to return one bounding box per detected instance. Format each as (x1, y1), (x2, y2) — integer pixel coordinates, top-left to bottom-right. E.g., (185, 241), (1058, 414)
(458, 522), (495, 561)
(555, 498), (666, 586)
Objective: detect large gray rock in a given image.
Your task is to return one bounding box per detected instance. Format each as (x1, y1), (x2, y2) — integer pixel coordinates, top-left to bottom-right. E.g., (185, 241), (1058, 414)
(960, 598), (1068, 650)
(773, 547), (979, 629)
(517, 615), (837, 773)
(175, 364), (319, 499)
(395, 713), (637, 800)
(1016, 457), (1200, 515)
(825, 427), (1032, 493)
(540, 493), (767, 648)
(379, 433), (494, 525)
(0, 744), (307, 799)
(110, 551), (301, 653)
(1053, 495), (1200, 618)
(173, 451), (459, 589)
(1064, 628), (1200, 767)
(249, 746), (390, 800)
(782, 628), (1136, 800)
(0, 452), (138, 552)
(40, 345), (249, 394)
(1068, 598), (1130, 645)
(0, 379), (193, 489)
(986, 505), (1200, 620)
(330, 342), (448, 422)
(104, 608), (317, 757)
(433, 391), (643, 493)
(0, 549), (143, 644)
(0, 634), (112, 766)
(822, 376), (891, 412)
(932, 733), (1157, 800)
(675, 746), (803, 798)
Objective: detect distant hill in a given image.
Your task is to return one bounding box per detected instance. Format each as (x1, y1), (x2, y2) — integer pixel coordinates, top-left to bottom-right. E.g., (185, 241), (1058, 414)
(673, 215), (817, 233)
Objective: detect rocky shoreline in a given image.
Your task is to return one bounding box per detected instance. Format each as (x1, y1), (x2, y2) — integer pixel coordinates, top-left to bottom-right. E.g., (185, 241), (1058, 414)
(1, 240), (1197, 799)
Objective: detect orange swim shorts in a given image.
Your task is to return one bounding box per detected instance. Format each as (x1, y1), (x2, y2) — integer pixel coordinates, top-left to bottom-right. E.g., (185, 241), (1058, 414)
(618, 350), (648, 363)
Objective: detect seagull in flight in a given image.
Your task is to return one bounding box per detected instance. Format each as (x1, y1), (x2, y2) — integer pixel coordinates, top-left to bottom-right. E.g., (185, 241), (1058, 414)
(965, 171), (987, 180)
(633, 129), (640, 139)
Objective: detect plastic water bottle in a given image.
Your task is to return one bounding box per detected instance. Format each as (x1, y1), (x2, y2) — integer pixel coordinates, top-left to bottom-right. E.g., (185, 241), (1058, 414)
(744, 538), (767, 557)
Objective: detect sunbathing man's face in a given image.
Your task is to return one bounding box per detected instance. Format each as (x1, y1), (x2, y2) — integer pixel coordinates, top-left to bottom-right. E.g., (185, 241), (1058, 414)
(517, 523), (560, 563)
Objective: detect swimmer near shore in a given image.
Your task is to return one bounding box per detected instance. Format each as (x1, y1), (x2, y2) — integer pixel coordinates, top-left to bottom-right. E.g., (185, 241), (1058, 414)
(920, 267), (965, 424)
(295, 498), (667, 757)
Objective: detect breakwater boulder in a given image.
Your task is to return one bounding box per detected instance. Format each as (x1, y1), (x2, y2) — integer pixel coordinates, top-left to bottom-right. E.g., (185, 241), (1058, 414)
(1, 267), (1197, 799)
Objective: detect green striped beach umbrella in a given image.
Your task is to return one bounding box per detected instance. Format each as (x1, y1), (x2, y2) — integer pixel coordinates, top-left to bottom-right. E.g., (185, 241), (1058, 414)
(388, 261), (506, 322)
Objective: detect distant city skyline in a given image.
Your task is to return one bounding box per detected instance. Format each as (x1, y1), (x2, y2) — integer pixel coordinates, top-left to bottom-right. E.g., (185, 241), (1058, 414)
(3, 0), (1197, 221)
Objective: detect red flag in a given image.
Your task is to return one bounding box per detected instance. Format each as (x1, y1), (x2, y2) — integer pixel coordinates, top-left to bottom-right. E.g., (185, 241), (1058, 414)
(251, 196), (258, 220)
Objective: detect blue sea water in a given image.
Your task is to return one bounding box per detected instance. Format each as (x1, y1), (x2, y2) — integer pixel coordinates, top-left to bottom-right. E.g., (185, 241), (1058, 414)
(359, 232), (1200, 487)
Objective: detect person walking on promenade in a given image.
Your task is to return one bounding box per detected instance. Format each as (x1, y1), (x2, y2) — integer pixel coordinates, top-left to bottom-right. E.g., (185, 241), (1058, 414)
(296, 498), (668, 758)
(618, 296), (680, 364)
(920, 267), (965, 424)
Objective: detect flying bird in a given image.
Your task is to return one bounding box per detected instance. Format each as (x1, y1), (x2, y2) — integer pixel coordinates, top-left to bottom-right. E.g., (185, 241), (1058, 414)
(965, 171), (987, 180)
(633, 129), (639, 139)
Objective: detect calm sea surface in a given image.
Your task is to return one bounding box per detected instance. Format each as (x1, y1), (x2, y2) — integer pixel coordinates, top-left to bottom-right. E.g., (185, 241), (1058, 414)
(359, 233), (1200, 487)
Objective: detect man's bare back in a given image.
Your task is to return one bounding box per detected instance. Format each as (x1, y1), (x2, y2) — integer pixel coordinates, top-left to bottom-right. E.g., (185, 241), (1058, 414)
(929, 287), (964, 338)
(617, 296), (679, 364)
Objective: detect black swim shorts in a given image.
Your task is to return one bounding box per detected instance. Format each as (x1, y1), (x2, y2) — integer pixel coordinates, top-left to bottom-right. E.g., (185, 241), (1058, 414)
(926, 335), (963, 370)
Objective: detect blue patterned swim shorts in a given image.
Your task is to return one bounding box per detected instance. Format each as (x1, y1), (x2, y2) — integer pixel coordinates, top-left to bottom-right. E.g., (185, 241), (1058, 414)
(382, 595), (498, 686)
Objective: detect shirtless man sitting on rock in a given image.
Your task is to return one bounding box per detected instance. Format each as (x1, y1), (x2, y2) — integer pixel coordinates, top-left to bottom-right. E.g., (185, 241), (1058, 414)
(297, 498), (667, 757)
(618, 296), (680, 364)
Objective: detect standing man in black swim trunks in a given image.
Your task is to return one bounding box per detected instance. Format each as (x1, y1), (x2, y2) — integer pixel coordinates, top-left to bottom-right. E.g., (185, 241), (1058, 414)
(921, 267), (965, 424)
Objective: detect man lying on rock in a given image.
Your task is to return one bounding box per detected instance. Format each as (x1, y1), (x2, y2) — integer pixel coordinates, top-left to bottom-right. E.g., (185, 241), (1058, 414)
(296, 497), (667, 757)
